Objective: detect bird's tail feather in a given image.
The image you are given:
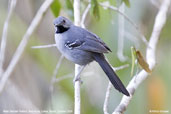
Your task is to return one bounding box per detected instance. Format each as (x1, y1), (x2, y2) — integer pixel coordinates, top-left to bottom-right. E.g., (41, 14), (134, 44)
(93, 53), (130, 96)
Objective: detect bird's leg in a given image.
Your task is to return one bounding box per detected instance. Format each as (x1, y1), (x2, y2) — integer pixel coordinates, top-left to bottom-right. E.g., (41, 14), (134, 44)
(73, 65), (86, 83)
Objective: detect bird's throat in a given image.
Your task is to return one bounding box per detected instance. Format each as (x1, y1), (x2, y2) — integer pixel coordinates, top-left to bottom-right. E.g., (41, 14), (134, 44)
(56, 25), (69, 33)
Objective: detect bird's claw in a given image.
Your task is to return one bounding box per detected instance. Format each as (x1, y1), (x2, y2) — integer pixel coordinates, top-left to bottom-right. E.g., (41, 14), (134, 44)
(73, 77), (83, 84)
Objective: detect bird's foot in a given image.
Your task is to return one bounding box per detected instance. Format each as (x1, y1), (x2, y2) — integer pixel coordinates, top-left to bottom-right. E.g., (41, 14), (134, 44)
(73, 77), (83, 84)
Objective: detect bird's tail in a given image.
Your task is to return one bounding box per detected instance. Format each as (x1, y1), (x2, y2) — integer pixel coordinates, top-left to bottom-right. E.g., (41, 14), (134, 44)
(93, 53), (130, 96)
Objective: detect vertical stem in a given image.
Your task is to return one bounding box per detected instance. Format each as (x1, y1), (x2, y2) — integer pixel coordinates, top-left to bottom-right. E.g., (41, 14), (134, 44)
(74, 65), (81, 114)
(103, 82), (112, 114)
(73, 0), (81, 114)
(0, 0), (17, 76)
(74, 0), (81, 26)
(117, 3), (127, 62)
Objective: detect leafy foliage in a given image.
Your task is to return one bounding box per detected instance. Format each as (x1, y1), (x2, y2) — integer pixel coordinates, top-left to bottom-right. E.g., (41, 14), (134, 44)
(122, 0), (130, 7)
(131, 47), (152, 75)
(136, 50), (152, 73)
(66, 0), (73, 11)
(91, 0), (100, 20)
(50, 0), (61, 17)
(65, 0), (74, 18)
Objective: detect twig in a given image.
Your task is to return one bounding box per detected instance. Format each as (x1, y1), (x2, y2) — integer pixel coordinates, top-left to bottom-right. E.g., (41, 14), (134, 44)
(103, 64), (129, 114)
(52, 71), (94, 84)
(50, 55), (64, 92)
(0, 0), (17, 76)
(112, 64), (129, 71)
(31, 44), (57, 49)
(103, 82), (112, 114)
(53, 73), (73, 83)
(52, 71), (95, 85)
(81, 0), (91, 28)
(0, 0), (54, 93)
(49, 55), (64, 109)
(74, 0), (81, 114)
(117, 3), (128, 62)
(113, 0), (170, 113)
(99, 2), (149, 46)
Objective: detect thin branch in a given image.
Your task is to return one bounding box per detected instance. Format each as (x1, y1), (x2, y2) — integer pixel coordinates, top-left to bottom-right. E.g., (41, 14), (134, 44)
(73, 0), (81, 114)
(113, 0), (170, 113)
(99, 2), (149, 46)
(103, 64), (129, 114)
(0, 0), (54, 93)
(53, 73), (73, 83)
(117, 3), (128, 62)
(81, 0), (91, 28)
(50, 55), (64, 92)
(52, 71), (95, 84)
(31, 44), (57, 49)
(50, 71), (95, 86)
(49, 55), (64, 109)
(103, 82), (112, 114)
(0, 0), (17, 76)
(112, 64), (129, 71)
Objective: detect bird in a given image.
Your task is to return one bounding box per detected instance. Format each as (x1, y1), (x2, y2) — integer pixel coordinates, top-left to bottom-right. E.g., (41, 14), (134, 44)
(53, 16), (130, 96)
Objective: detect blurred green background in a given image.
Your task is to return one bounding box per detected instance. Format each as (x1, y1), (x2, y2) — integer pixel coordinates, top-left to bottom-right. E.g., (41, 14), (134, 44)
(0, 0), (171, 114)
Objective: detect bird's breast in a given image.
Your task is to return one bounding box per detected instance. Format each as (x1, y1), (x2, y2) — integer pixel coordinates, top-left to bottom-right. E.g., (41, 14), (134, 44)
(54, 33), (94, 65)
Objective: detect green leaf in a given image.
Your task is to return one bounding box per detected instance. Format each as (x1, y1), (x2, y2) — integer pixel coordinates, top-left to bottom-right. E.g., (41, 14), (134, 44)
(66, 0), (73, 11)
(131, 47), (152, 75)
(122, 0), (130, 7)
(130, 46), (137, 77)
(50, 0), (61, 17)
(136, 50), (152, 73)
(91, 0), (100, 20)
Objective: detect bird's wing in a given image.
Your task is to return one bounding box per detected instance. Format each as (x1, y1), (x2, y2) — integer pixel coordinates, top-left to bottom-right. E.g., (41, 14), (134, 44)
(64, 40), (84, 49)
(65, 26), (112, 53)
(78, 29), (111, 53)
(86, 31), (112, 52)
(78, 37), (110, 53)
(65, 37), (110, 53)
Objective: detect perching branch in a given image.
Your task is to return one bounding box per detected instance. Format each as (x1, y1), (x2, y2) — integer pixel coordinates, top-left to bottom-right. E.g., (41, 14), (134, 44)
(73, 0), (81, 114)
(0, 0), (54, 93)
(0, 0), (17, 76)
(113, 0), (170, 113)
(99, 2), (148, 46)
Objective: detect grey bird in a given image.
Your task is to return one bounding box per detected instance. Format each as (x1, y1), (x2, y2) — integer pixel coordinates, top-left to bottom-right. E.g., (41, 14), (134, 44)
(53, 16), (130, 96)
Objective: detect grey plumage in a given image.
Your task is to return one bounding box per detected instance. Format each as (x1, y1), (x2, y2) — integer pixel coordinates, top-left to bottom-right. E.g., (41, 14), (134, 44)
(54, 16), (129, 96)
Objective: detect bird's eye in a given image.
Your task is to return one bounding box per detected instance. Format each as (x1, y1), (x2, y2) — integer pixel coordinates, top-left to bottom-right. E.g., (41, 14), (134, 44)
(63, 20), (65, 23)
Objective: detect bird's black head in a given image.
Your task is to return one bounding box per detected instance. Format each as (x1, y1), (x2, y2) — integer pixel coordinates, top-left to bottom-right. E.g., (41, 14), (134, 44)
(53, 16), (73, 33)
